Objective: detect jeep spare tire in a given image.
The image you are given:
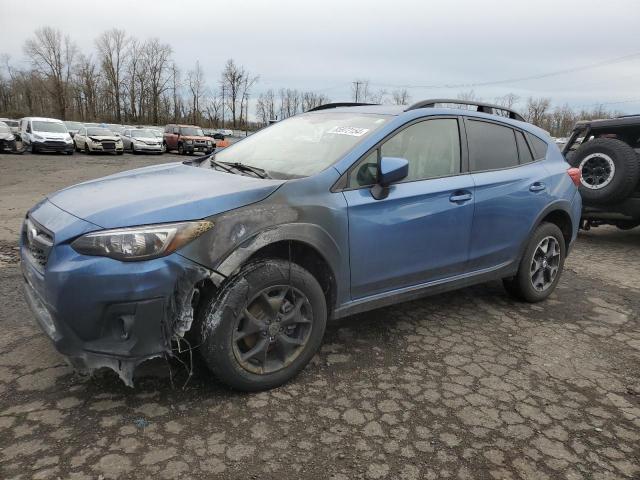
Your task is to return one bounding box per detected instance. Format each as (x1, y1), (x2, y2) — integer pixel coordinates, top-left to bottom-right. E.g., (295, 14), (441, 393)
(569, 138), (640, 204)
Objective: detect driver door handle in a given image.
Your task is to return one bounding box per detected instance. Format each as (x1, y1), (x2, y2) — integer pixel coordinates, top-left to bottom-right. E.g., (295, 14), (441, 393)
(529, 182), (546, 192)
(449, 191), (473, 203)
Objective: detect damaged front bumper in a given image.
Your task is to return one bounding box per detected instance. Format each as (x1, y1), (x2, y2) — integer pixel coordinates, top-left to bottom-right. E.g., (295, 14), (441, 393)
(20, 204), (217, 386)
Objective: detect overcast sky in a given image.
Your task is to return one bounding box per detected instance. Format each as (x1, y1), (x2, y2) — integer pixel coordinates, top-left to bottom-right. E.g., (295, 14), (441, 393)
(2, 0), (640, 114)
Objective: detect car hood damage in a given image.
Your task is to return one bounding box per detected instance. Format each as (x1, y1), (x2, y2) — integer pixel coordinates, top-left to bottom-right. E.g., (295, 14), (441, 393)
(46, 162), (285, 228)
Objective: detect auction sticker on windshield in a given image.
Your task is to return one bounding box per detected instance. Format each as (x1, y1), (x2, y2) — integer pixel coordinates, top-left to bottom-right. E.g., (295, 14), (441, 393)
(327, 126), (370, 137)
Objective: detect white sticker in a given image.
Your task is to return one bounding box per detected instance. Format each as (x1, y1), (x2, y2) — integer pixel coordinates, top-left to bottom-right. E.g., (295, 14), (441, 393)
(327, 126), (370, 137)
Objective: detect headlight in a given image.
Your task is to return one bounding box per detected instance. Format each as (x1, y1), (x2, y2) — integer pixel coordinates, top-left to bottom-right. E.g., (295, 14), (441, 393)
(34, 134), (44, 140)
(207, 140), (212, 146)
(186, 140), (193, 145)
(71, 220), (213, 261)
(65, 136), (73, 143)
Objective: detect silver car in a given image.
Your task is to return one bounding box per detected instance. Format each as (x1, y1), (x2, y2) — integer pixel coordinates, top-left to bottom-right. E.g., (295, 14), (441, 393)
(121, 128), (163, 154)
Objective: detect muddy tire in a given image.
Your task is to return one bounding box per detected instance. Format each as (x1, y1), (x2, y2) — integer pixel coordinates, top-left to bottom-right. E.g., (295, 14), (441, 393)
(503, 222), (566, 303)
(198, 259), (327, 391)
(569, 138), (640, 204)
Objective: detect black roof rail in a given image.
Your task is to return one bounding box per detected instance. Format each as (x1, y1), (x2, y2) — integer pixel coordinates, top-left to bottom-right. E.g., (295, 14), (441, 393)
(405, 98), (525, 122)
(307, 102), (379, 112)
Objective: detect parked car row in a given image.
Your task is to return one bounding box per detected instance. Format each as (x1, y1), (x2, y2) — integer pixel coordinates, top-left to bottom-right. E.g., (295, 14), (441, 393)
(0, 116), (232, 155)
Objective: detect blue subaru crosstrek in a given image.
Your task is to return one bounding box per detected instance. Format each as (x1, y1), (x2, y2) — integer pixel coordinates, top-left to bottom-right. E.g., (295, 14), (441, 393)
(21, 100), (582, 391)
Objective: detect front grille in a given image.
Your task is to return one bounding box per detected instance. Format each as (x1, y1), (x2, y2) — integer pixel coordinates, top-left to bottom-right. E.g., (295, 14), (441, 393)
(102, 142), (116, 150)
(23, 217), (53, 271)
(42, 140), (67, 150)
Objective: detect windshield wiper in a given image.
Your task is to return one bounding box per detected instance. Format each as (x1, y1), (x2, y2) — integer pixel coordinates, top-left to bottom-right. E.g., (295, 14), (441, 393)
(219, 161), (270, 179)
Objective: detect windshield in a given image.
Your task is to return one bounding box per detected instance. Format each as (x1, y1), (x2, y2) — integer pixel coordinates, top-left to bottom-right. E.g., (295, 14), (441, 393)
(180, 127), (204, 136)
(214, 112), (390, 178)
(132, 129), (155, 138)
(87, 127), (114, 136)
(3, 120), (18, 127)
(0, 122), (9, 133)
(32, 121), (67, 133)
(64, 121), (83, 129)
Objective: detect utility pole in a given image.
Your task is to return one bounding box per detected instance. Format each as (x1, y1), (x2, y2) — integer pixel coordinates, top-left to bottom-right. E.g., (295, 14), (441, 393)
(245, 93), (249, 137)
(353, 81), (362, 102)
(221, 85), (225, 128)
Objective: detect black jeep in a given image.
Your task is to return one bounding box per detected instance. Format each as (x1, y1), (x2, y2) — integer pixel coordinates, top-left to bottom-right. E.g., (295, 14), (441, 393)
(563, 115), (640, 230)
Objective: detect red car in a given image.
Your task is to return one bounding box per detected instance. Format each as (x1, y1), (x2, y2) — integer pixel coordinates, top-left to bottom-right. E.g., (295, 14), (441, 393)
(163, 124), (214, 154)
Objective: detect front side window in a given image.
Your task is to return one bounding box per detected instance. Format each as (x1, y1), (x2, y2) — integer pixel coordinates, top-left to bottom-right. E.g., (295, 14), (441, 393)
(467, 120), (519, 171)
(348, 118), (461, 188)
(215, 112), (390, 179)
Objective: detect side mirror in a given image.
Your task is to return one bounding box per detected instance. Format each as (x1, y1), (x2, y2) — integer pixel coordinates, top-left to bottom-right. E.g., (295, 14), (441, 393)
(371, 156), (408, 200)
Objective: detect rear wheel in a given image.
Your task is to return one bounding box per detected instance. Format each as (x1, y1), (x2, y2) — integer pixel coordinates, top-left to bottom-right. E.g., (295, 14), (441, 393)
(198, 259), (327, 391)
(503, 222), (566, 302)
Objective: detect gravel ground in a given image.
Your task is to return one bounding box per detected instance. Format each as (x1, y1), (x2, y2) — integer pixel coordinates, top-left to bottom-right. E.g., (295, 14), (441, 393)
(0, 152), (639, 479)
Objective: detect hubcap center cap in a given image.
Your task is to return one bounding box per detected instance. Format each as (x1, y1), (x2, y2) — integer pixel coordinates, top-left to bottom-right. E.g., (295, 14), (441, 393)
(268, 323), (280, 336)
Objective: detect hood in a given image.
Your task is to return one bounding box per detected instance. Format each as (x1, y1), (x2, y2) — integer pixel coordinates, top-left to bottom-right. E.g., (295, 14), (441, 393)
(132, 136), (160, 143)
(0, 132), (14, 140)
(47, 162), (285, 229)
(181, 135), (211, 142)
(89, 135), (120, 141)
(34, 131), (69, 140)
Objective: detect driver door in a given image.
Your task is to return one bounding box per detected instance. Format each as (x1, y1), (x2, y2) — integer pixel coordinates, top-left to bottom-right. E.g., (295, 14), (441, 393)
(342, 117), (475, 299)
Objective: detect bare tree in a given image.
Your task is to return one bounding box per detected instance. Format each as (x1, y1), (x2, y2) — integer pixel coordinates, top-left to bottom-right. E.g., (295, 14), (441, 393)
(391, 88), (411, 105)
(524, 97), (551, 127)
(187, 61), (206, 124)
(457, 90), (479, 102)
(205, 91), (223, 126)
(220, 59), (256, 128)
(301, 91), (329, 111)
(238, 72), (258, 128)
(23, 26), (77, 119)
(256, 89), (277, 124)
(141, 38), (172, 124)
(95, 29), (129, 122)
(494, 93), (520, 109)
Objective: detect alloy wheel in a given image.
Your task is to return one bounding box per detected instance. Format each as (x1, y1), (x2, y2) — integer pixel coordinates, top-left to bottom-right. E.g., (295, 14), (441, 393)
(530, 236), (561, 292)
(232, 285), (313, 375)
(579, 153), (615, 190)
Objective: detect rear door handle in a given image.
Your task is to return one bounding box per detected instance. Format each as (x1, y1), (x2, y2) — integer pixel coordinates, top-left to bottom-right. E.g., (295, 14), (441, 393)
(449, 191), (473, 203)
(529, 182), (546, 192)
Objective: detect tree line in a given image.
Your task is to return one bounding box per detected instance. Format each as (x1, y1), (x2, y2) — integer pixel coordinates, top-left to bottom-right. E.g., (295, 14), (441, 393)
(0, 27), (627, 135)
(0, 26), (260, 128)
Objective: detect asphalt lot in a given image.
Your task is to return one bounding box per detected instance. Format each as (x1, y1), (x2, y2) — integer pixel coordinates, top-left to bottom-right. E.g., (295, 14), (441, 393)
(0, 152), (639, 479)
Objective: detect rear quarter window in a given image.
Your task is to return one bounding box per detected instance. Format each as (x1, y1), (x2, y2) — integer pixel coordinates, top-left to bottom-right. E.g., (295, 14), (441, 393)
(515, 131), (534, 164)
(526, 132), (548, 159)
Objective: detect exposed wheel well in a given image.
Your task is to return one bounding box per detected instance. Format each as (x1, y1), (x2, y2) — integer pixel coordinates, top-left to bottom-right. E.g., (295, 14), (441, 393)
(247, 240), (337, 312)
(540, 210), (572, 246)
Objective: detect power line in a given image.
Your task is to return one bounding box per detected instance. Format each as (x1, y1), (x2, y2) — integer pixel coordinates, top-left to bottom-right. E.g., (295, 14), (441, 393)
(368, 51), (640, 90)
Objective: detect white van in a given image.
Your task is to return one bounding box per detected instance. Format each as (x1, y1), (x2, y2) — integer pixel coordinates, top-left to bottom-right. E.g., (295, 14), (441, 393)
(20, 117), (74, 154)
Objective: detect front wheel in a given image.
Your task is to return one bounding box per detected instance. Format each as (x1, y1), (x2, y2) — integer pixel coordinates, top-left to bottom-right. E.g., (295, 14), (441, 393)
(178, 143), (185, 155)
(198, 259), (327, 391)
(503, 222), (566, 302)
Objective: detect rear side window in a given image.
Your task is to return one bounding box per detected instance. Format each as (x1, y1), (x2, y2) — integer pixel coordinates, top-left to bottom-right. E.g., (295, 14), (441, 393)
(515, 131), (534, 164)
(526, 132), (548, 159)
(467, 120), (519, 171)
